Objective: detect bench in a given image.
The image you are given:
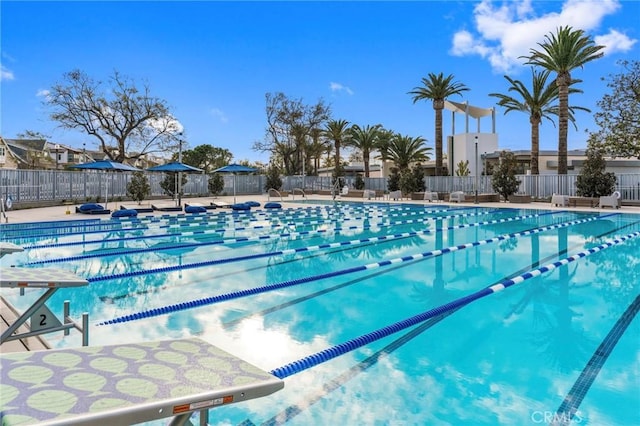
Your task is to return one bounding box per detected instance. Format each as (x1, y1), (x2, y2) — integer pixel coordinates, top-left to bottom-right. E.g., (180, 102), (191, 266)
(1, 337), (284, 425)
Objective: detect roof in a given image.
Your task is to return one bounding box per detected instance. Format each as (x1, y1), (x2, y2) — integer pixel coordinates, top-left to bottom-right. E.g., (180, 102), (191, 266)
(444, 100), (494, 118)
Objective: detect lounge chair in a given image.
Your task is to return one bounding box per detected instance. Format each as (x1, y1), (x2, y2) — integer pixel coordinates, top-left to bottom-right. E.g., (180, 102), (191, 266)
(449, 191), (465, 203)
(363, 189), (376, 200)
(152, 203), (182, 212)
(76, 203), (112, 215)
(599, 191), (621, 209)
(185, 202), (217, 210)
(211, 201), (232, 208)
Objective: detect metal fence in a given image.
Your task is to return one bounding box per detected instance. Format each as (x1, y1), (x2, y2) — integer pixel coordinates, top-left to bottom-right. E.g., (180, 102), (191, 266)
(1, 169), (639, 206)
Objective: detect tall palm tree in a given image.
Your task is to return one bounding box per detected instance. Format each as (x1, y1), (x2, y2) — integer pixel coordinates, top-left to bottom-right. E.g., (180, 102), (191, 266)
(322, 119), (351, 177)
(523, 26), (604, 175)
(489, 69), (589, 175)
(409, 73), (469, 176)
(384, 133), (431, 170)
(347, 124), (382, 177)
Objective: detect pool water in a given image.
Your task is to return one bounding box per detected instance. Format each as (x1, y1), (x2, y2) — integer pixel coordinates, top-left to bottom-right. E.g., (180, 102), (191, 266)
(1, 203), (639, 425)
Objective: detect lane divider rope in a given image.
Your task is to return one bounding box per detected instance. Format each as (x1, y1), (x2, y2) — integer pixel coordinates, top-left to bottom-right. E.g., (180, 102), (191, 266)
(96, 213), (612, 326)
(268, 230), (640, 379)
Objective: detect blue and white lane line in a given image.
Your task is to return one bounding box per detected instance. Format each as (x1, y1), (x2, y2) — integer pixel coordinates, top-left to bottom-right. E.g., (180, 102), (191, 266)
(81, 211), (563, 279)
(268, 230), (640, 379)
(96, 213), (613, 325)
(20, 205), (509, 253)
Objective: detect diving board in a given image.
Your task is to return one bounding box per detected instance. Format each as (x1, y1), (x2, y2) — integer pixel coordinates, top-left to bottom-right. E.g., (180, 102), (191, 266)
(0, 242), (24, 258)
(0, 267), (89, 346)
(0, 337), (284, 425)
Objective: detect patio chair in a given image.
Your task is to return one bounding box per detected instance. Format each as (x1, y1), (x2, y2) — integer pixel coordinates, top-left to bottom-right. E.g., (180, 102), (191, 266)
(388, 190), (402, 201)
(424, 191), (439, 202)
(449, 191), (465, 203)
(551, 194), (569, 207)
(599, 191), (621, 209)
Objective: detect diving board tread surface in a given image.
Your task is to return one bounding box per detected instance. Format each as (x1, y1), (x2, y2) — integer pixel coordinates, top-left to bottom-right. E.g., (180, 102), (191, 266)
(0, 242), (24, 257)
(0, 268), (89, 288)
(0, 337), (284, 426)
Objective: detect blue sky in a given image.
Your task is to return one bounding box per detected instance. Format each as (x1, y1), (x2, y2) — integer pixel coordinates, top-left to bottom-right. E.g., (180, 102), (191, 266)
(1, 1), (638, 163)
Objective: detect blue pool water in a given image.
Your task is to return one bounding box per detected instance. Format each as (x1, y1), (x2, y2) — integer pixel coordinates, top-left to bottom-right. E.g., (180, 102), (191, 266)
(1, 202), (639, 425)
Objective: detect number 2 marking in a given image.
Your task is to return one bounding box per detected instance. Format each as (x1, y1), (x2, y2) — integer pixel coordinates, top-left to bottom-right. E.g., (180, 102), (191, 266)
(40, 314), (47, 326)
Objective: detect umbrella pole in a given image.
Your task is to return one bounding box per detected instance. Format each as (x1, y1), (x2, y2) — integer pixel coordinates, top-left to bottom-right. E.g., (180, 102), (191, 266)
(233, 174), (236, 204)
(104, 171), (109, 208)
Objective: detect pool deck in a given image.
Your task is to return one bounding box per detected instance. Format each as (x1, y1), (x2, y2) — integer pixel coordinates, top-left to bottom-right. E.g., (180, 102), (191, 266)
(1, 194), (639, 352)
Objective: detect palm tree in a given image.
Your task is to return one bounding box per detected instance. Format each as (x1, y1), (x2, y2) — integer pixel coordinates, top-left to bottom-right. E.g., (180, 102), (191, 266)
(383, 133), (431, 170)
(322, 119), (351, 177)
(347, 124), (381, 177)
(409, 73), (469, 176)
(523, 26), (604, 175)
(489, 69), (589, 175)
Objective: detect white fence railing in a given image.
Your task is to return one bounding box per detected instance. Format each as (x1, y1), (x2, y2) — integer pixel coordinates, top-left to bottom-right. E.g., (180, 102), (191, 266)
(1, 169), (639, 205)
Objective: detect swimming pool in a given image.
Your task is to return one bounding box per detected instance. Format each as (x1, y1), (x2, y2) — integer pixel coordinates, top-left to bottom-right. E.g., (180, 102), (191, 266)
(1, 202), (639, 425)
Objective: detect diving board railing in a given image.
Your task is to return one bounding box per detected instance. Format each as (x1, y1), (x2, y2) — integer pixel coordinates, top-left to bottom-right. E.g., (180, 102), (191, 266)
(0, 243), (90, 347)
(0, 337), (284, 426)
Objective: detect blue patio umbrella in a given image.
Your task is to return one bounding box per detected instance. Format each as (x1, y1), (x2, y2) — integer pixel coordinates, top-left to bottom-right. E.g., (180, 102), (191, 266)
(147, 162), (204, 206)
(70, 160), (141, 207)
(146, 162), (203, 173)
(213, 163), (257, 204)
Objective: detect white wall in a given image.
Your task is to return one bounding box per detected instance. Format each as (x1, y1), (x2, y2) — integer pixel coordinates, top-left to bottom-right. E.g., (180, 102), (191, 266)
(448, 133), (499, 175)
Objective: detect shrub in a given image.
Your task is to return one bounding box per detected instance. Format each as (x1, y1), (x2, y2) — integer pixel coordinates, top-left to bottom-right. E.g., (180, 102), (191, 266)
(264, 165), (282, 192)
(209, 173), (225, 196)
(387, 168), (400, 192)
(491, 151), (521, 201)
(354, 174), (365, 190)
(576, 146), (616, 197)
(126, 171), (151, 204)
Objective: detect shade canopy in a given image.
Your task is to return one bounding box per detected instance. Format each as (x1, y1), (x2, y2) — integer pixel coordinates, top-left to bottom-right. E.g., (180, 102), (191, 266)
(213, 164), (257, 203)
(70, 160), (141, 172)
(146, 162), (203, 173)
(213, 163), (257, 174)
(70, 160), (141, 207)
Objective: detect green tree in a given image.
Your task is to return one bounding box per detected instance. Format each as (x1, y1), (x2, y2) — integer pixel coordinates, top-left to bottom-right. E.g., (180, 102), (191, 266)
(411, 163), (426, 192)
(380, 134), (431, 170)
(589, 60), (640, 159)
(489, 69), (588, 175)
(575, 146), (616, 197)
(181, 144), (233, 173)
(524, 26), (604, 175)
(346, 124), (381, 178)
(208, 173), (225, 196)
(323, 119), (351, 179)
(492, 151), (522, 201)
(409, 72), (469, 176)
(126, 171), (150, 204)
(46, 69), (181, 162)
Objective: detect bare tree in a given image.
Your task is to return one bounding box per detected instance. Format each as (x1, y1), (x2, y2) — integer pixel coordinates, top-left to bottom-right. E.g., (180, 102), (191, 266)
(46, 69), (182, 162)
(253, 92), (330, 175)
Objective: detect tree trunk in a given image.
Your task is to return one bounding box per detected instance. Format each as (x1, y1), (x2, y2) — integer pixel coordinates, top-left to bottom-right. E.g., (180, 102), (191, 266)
(530, 116), (540, 175)
(334, 140), (341, 176)
(433, 100), (444, 176)
(557, 73), (570, 175)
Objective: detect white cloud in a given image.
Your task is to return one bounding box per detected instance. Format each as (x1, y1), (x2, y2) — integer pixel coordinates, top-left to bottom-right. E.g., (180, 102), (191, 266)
(595, 29), (637, 55)
(210, 108), (228, 123)
(451, 0), (635, 73)
(36, 89), (50, 97)
(1, 65), (14, 81)
(329, 82), (354, 95)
